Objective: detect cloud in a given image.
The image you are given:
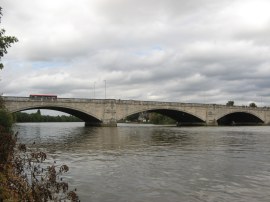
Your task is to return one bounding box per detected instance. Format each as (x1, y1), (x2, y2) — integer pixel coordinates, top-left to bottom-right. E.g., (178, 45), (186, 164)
(1, 0), (270, 107)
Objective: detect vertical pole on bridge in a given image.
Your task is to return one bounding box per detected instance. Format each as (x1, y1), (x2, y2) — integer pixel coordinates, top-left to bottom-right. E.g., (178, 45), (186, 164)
(93, 82), (96, 98)
(104, 80), (106, 99)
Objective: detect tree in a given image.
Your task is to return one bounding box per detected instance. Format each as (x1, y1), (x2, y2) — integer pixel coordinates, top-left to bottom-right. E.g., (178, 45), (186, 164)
(149, 112), (175, 124)
(126, 113), (140, 122)
(226, 101), (234, 106)
(14, 111), (82, 122)
(0, 6), (17, 167)
(249, 102), (257, 108)
(0, 108), (13, 129)
(0, 7), (18, 70)
(37, 109), (41, 115)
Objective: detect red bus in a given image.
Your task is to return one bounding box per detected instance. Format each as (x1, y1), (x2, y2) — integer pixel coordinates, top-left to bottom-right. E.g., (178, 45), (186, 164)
(29, 94), (57, 100)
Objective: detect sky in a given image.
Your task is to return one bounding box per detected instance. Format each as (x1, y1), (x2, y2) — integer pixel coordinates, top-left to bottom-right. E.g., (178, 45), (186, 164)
(1, 0), (270, 107)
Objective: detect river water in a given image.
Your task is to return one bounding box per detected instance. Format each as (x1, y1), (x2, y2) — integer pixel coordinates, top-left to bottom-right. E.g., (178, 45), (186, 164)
(13, 123), (270, 202)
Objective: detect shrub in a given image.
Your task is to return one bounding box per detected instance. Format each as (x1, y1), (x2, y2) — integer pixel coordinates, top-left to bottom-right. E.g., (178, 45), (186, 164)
(0, 109), (13, 131)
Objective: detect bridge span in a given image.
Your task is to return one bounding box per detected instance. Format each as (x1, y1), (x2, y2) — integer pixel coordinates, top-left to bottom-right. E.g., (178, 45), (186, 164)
(3, 96), (270, 127)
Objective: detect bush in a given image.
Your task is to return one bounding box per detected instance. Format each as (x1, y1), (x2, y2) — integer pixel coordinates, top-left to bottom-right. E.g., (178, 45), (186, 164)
(0, 108), (15, 165)
(0, 109), (13, 130)
(0, 130), (79, 201)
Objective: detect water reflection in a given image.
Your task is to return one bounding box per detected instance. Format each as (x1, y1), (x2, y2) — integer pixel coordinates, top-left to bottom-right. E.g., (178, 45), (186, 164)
(13, 123), (270, 202)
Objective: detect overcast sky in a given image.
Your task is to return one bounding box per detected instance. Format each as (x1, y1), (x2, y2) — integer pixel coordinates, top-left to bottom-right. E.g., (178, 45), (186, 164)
(1, 0), (270, 106)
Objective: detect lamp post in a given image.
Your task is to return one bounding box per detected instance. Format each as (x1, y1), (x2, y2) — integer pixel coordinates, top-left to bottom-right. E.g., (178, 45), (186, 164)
(104, 80), (106, 99)
(93, 82), (96, 99)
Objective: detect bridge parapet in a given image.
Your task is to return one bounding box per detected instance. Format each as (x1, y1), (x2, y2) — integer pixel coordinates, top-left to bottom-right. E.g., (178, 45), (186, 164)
(4, 97), (270, 110)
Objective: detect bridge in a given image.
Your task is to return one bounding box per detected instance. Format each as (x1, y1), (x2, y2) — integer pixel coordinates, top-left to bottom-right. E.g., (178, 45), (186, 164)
(3, 96), (270, 127)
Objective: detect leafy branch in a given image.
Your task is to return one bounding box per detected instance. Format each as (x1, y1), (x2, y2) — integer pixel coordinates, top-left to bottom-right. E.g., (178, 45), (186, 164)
(0, 7), (18, 70)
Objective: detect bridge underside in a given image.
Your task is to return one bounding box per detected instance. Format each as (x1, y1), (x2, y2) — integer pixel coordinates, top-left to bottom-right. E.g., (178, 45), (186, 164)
(15, 106), (102, 126)
(217, 112), (264, 126)
(148, 109), (206, 126)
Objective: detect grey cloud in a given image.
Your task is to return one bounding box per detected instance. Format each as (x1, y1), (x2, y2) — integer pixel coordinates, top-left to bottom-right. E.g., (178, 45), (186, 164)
(236, 27), (270, 46)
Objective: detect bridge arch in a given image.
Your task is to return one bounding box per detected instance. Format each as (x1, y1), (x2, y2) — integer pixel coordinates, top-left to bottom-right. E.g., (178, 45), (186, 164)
(119, 108), (206, 126)
(217, 111), (264, 126)
(11, 105), (102, 124)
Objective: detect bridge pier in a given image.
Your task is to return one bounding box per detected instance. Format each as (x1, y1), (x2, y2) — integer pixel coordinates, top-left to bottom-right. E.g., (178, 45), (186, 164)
(85, 122), (102, 127)
(206, 119), (218, 126)
(177, 122), (206, 126)
(100, 122), (118, 127)
(85, 121), (117, 127)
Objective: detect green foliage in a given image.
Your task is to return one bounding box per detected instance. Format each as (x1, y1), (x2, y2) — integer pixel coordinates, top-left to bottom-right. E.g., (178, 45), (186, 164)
(126, 112), (176, 124)
(0, 96), (4, 108)
(0, 7), (18, 70)
(226, 100), (234, 106)
(126, 113), (140, 122)
(0, 125), (16, 164)
(149, 112), (175, 124)
(249, 102), (257, 108)
(15, 111), (82, 122)
(0, 109), (13, 130)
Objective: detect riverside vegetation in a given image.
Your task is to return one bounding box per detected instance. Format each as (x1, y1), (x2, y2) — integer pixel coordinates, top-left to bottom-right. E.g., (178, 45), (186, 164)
(14, 110), (81, 123)
(0, 7), (79, 201)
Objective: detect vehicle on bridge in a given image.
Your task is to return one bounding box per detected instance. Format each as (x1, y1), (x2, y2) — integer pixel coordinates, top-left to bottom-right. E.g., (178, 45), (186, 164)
(29, 94), (57, 101)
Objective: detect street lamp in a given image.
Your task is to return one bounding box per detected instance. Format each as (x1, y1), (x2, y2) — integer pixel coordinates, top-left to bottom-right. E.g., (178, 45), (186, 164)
(93, 82), (96, 99)
(104, 80), (106, 99)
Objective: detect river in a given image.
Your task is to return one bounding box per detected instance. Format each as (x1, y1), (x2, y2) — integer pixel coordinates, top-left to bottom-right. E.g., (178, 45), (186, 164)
(13, 123), (270, 202)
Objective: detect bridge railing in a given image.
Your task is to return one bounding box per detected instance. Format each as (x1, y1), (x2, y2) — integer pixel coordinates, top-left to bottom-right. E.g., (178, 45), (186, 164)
(2, 96), (115, 104)
(116, 99), (269, 110)
(3, 96), (29, 101)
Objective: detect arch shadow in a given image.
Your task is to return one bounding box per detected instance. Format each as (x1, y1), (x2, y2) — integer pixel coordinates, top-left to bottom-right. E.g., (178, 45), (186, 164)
(121, 108), (206, 126)
(217, 112), (264, 126)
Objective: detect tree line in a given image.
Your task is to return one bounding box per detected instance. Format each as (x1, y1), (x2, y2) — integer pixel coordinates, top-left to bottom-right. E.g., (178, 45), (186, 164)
(14, 110), (82, 122)
(226, 100), (257, 107)
(125, 112), (176, 125)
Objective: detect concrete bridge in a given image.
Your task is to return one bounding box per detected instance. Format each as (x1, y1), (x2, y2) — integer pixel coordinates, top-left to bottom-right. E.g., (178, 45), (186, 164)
(3, 96), (270, 127)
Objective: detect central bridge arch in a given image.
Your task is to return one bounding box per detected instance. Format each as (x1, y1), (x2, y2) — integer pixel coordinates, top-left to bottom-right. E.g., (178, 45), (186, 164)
(119, 108), (206, 126)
